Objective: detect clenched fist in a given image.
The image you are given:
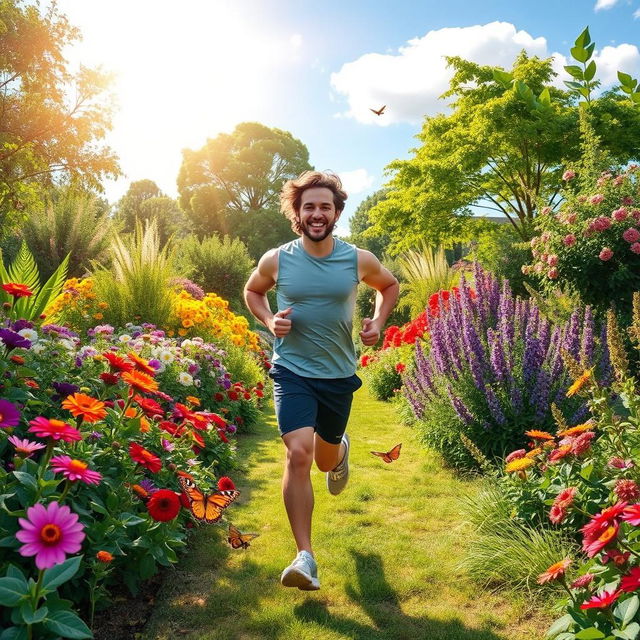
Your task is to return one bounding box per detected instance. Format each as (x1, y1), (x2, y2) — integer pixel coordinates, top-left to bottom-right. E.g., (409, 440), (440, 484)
(268, 307), (293, 338)
(359, 317), (380, 347)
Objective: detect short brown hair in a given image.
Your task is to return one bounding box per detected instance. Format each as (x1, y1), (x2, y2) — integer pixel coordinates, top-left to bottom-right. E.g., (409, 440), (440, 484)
(280, 171), (348, 234)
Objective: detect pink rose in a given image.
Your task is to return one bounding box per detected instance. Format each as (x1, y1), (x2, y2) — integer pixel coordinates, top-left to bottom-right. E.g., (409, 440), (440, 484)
(631, 243), (640, 255)
(541, 253), (549, 263)
(622, 196), (634, 206)
(541, 231), (551, 243)
(612, 207), (628, 222)
(623, 228), (640, 243)
(578, 195), (587, 203)
(562, 170), (575, 181)
(594, 216), (612, 231)
(590, 194), (605, 205)
(633, 210), (640, 222)
(547, 254), (558, 266)
(548, 267), (559, 279)
(563, 234), (576, 247)
(599, 247), (614, 261)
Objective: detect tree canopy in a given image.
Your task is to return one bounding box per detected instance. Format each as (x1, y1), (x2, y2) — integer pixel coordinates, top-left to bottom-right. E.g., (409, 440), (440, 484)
(177, 122), (312, 258)
(0, 0), (120, 232)
(369, 52), (640, 253)
(345, 189), (391, 257)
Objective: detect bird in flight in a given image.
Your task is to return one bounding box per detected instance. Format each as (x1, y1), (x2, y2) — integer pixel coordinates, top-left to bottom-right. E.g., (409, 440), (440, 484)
(369, 105), (386, 116)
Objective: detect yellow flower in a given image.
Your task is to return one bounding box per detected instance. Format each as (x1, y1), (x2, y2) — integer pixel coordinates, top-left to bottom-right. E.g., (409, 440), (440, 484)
(93, 313), (104, 320)
(558, 422), (594, 437)
(505, 458), (535, 473)
(566, 368), (594, 397)
(525, 448), (542, 458)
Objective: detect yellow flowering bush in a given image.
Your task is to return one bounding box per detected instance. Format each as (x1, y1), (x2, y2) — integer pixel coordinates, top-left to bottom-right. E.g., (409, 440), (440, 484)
(43, 277), (105, 331)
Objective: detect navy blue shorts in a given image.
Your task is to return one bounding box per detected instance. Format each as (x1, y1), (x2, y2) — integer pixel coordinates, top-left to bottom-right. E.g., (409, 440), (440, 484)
(268, 364), (363, 445)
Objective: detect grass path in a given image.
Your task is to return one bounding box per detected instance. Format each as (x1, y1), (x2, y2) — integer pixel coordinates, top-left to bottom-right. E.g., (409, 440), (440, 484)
(143, 387), (551, 640)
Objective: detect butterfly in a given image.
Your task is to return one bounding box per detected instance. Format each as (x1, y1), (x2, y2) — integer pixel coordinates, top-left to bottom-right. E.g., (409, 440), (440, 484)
(227, 524), (259, 550)
(178, 475), (239, 524)
(369, 105), (386, 116)
(370, 443), (402, 463)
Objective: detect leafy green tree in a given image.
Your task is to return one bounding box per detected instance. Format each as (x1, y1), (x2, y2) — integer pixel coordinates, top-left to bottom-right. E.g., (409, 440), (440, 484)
(177, 122), (312, 257)
(345, 189), (391, 257)
(0, 0), (119, 234)
(21, 186), (115, 281)
(371, 52), (640, 254)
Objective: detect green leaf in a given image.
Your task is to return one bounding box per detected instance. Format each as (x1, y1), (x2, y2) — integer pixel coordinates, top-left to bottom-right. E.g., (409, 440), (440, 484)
(631, 92), (640, 104)
(120, 513), (146, 526)
(5, 565), (27, 586)
(12, 471), (37, 491)
(0, 577), (29, 606)
(89, 500), (109, 515)
(539, 87), (552, 106)
(584, 61), (597, 82)
(0, 627), (28, 640)
(29, 252), (69, 321)
(493, 69), (513, 87)
(615, 622), (640, 639)
(571, 47), (591, 64)
(575, 27), (591, 48)
(581, 463), (594, 480)
(575, 629), (606, 640)
(615, 595), (639, 627)
(19, 602), (48, 625)
(44, 610), (92, 639)
(618, 71), (637, 88)
(565, 81), (584, 90)
(42, 555), (82, 591)
(139, 553), (156, 580)
(565, 65), (585, 80)
(0, 535), (20, 548)
(546, 614), (574, 638)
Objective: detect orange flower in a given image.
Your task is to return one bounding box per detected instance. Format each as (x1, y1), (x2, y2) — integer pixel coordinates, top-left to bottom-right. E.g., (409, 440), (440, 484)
(566, 369), (594, 397)
(525, 448), (542, 458)
(537, 557), (572, 585)
(524, 430), (555, 441)
(62, 393), (107, 423)
(140, 416), (150, 433)
(127, 352), (156, 376)
(130, 483), (150, 500)
(122, 370), (159, 394)
(124, 407), (137, 418)
(505, 458), (534, 473)
(558, 422), (594, 437)
(186, 395), (201, 406)
(96, 550), (114, 563)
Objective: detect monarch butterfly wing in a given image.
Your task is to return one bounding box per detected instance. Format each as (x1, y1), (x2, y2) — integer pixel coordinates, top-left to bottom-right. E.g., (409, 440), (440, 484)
(204, 490), (240, 524)
(370, 450), (387, 459)
(178, 476), (207, 520)
(388, 443), (402, 461)
(228, 524), (243, 549)
(239, 532), (259, 548)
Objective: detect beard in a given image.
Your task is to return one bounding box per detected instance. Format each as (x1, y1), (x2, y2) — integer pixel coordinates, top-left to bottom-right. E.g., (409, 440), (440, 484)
(299, 218), (336, 243)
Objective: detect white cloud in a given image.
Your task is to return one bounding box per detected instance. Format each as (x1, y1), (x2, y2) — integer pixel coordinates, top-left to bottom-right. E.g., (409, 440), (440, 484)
(594, 0), (620, 10)
(635, 8), (640, 18)
(330, 22), (548, 125)
(338, 169), (375, 195)
(331, 21), (640, 126)
(290, 33), (303, 49)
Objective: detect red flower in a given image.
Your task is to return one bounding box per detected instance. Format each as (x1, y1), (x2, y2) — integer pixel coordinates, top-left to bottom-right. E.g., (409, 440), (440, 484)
(10, 355), (25, 365)
(133, 394), (164, 419)
(602, 549), (630, 566)
(179, 491), (190, 509)
(549, 504), (568, 525)
(99, 372), (119, 385)
(582, 502), (628, 540)
(127, 351), (156, 375)
(2, 283), (33, 298)
(102, 352), (134, 372)
(580, 589), (621, 610)
(228, 391), (238, 401)
(395, 363), (406, 373)
(217, 476), (236, 491)
(128, 442), (162, 473)
(147, 489), (181, 522)
(583, 524), (619, 557)
(216, 428), (229, 443)
(537, 557), (571, 585)
(615, 479), (640, 502)
(214, 392), (225, 402)
(159, 421), (187, 437)
(620, 567), (640, 592)
(622, 504), (640, 526)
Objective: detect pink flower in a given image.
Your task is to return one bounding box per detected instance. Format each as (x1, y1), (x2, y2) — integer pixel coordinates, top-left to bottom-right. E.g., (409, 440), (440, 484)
(548, 267), (559, 280)
(563, 234), (576, 247)
(612, 207), (628, 222)
(615, 479), (640, 502)
(565, 213), (577, 224)
(590, 194), (605, 205)
(580, 589), (621, 610)
(549, 504), (568, 525)
(562, 170), (575, 181)
(571, 574), (594, 589)
(622, 504), (640, 526)
(16, 502), (85, 569)
(631, 243), (640, 255)
(632, 209), (640, 222)
(540, 206), (552, 216)
(602, 549), (630, 566)
(594, 216), (612, 231)
(7, 436), (46, 458)
(50, 456), (102, 485)
(614, 175), (625, 186)
(547, 254), (559, 266)
(555, 487), (578, 509)
(622, 196), (634, 205)
(623, 228), (640, 243)
(609, 457), (634, 469)
(541, 232), (551, 243)
(571, 431), (595, 455)
(599, 247), (614, 261)
(161, 438), (175, 452)
(28, 417), (82, 442)
(505, 449), (526, 463)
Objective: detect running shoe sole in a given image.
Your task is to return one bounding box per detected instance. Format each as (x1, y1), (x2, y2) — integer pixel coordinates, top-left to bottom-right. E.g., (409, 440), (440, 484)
(280, 565), (320, 590)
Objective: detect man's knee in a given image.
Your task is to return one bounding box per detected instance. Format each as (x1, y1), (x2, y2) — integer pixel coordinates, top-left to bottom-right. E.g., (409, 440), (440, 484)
(285, 443), (313, 473)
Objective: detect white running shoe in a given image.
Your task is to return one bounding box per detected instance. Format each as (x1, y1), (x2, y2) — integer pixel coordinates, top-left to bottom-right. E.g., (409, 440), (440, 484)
(327, 433), (350, 496)
(280, 550), (320, 590)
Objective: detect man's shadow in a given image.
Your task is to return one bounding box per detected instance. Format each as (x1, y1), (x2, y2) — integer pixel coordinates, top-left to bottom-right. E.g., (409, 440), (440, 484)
(294, 550), (508, 640)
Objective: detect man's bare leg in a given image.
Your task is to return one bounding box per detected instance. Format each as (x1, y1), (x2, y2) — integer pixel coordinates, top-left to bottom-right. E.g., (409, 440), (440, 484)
(314, 433), (345, 472)
(282, 427), (315, 553)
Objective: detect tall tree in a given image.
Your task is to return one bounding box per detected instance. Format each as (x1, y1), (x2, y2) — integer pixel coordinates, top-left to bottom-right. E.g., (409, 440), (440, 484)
(346, 189), (391, 257)
(177, 122), (312, 257)
(370, 52), (640, 253)
(0, 0), (120, 232)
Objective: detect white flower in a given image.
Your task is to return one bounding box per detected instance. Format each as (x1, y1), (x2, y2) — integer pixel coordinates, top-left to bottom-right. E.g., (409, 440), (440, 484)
(181, 339), (193, 349)
(119, 334), (132, 343)
(159, 350), (174, 364)
(31, 342), (47, 354)
(18, 329), (38, 342)
(194, 379), (201, 387)
(58, 338), (76, 350)
(178, 372), (194, 386)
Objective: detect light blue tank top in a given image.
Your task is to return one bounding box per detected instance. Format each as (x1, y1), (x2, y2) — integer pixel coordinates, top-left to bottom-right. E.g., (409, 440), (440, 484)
(272, 237), (359, 378)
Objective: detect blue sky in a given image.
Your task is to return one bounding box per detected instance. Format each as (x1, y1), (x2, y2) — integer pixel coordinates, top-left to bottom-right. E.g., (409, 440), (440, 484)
(57, 0), (640, 236)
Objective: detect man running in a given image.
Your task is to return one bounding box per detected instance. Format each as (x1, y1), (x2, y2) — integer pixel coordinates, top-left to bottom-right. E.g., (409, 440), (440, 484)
(243, 170), (399, 590)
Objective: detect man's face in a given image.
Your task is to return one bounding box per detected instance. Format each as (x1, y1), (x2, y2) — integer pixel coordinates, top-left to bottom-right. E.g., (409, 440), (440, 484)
(297, 187), (341, 243)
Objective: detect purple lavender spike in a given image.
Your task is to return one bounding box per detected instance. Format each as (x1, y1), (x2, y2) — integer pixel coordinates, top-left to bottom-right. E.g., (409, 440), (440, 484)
(485, 384), (506, 425)
(580, 306), (594, 367)
(447, 385), (473, 425)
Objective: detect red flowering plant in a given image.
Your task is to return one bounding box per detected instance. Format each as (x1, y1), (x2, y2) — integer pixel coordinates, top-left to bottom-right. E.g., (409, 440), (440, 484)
(524, 165), (640, 322)
(473, 301), (640, 638)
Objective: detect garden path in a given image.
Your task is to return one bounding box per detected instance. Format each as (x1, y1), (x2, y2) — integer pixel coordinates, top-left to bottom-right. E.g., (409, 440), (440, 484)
(143, 387), (551, 640)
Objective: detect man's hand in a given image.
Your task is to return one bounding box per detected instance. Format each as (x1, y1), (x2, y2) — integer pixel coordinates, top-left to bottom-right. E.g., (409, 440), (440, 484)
(268, 307), (293, 338)
(360, 317), (381, 347)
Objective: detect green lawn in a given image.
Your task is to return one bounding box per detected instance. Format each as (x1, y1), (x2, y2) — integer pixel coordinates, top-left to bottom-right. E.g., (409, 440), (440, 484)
(143, 387), (552, 640)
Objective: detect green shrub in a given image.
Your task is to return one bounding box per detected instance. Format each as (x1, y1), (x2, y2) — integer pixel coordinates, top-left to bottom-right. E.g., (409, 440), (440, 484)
(360, 343), (414, 401)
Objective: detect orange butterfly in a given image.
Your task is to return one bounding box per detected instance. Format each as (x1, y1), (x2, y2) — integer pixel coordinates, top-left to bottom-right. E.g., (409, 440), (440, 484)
(178, 475), (239, 524)
(370, 443), (402, 463)
(227, 524), (259, 550)
(370, 105), (386, 116)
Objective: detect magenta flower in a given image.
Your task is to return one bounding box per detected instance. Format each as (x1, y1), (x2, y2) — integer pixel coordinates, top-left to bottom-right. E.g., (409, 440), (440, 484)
(7, 436), (46, 458)
(161, 438), (175, 452)
(623, 228), (640, 243)
(50, 456), (102, 485)
(28, 417), (82, 442)
(505, 449), (526, 463)
(16, 502), (85, 569)
(612, 207), (628, 222)
(563, 234), (576, 247)
(599, 247), (614, 261)
(0, 399), (20, 429)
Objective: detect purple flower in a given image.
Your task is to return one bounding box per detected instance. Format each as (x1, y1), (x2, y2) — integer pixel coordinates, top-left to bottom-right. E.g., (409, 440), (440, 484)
(0, 328), (31, 350)
(11, 319), (33, 332)
(447, 386), (473, 425)
(484, 384), (506, 425)
(52, 382), (80, 402)
(148, 359), (162, 371)
(139, 478), (158, 494)
(87, 431), (103, 441)
(580, 306), (594, 367)
(41, 324), (77, 338)
(226, 424), (237, 434)
(0, 399), (21, 428)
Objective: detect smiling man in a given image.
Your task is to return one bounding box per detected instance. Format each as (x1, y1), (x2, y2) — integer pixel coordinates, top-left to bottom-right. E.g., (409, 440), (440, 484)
(243, 170), (399, 591)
